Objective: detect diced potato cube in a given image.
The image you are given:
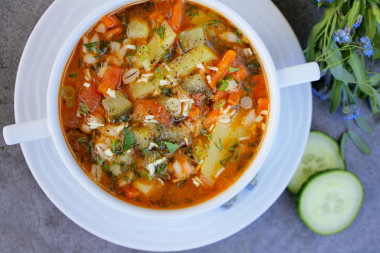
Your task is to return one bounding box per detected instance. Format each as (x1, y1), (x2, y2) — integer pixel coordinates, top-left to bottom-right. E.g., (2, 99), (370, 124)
(178, 27), (205, 52)
(127, 17), (149, 39)
(130, 81), (158, 99)
(166, 44), (217, 78)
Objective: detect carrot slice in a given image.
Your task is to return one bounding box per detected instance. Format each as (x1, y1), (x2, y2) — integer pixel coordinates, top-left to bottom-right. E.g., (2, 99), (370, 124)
(251, 74), (267, 98)
(205, 108), (221, 128)
(210, 50), (237, 89)
(133, 99), (172, 126)
(227, 89), (243, 106)
(212, 91), (228, 102)
(257, 98), (270, 112)
(104, 26), (123, 40)
(102, 15), (121, 29)
(188, 105), (201, 120)
(98, 66), (123, 96)
(232, 65), (248, 82)
(169, 0), (183, 32)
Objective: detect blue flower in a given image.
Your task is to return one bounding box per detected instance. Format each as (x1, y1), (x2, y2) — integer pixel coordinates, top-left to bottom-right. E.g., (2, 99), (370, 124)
(342, 104), (360, 121)
(352, 15), (363, 28)
(360, 36), (373, 57)
(333, 28), (351, 44)
(316, 0), (334, 3)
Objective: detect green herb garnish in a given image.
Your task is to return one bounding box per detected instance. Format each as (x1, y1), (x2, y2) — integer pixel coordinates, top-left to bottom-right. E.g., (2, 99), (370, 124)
(123, 127), (134, 151)
(205, 20), (223, 28)
(229, 67), (239, 73)
(200, 129), (212, 140)
(162, 141), (180, 153)
(112, 139), (123, 154)
(219, 155), (231, 167)
(214, 138), (223, 151)
(78, 102), (89, 116)
(153, 24), (166, 39)
(186, 5), (199, 17)
(83, 41), (98, 53)
(217, 79), (229, 91)
(68, 73), (77, 78)
(214, 99), (226, 108)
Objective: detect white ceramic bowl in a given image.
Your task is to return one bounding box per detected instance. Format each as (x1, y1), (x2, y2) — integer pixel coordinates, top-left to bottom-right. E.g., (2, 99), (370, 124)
(4, 0), (319, 219)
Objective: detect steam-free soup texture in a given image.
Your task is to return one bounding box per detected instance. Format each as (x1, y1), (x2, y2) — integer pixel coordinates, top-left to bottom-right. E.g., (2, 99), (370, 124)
(59, 0), (269, 209)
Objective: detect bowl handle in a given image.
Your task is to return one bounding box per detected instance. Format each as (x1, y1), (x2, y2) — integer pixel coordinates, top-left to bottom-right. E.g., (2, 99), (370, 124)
(3, 118), (50, 145)
(277, 62), (320, 88)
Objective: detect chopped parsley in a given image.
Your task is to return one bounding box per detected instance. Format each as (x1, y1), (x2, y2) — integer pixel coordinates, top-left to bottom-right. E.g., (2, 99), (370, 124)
(153, 24), (166, 39)
(78, 102), (89, 116)
(68, 73), (77, 78)
(186, 5), (199, 17)
(229, 67), (239, 73)
(83, 41), (98, 53)
(162, 141), (180, 153)
(123, 127), (134, 151)
(214, 138), (223, 151)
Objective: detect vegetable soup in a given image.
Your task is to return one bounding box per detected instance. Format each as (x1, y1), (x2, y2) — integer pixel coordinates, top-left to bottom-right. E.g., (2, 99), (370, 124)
(59, 0), (269, 209)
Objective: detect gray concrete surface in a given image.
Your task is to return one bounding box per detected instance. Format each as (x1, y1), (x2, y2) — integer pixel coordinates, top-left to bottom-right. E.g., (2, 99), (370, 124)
(1, 0), (379, 252)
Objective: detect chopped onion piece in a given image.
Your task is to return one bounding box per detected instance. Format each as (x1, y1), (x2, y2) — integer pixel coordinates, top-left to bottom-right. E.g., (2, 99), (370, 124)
(241, 96), (253, 109)
(260, 110), (268, 115)
(192, 178), (200, 187)
(208, 66), (219, 71)
(225, 79), (239, 92)
(145, 115), (155, 120)
(239, 136), (250, 141)
(149, 142), (159, 149)
(126, 44), (136, 50)
(104, 149), (114, 157)
(160, 80), (171, 86)
(106, 89), (116, 98)
(84, 69), (91, 81)
(206, 75), (212, 84)
(243, 48), (253, 57)
(215, 167), (226, 178)
(261, 123), (266, 131)
(218, 114), (231, 124)
(196, 63), (205, 71)
(146, 158), (167, 176)
(90, 34), (99, 43)
(254, 115), (264, 122)
(162, 63), (171, 72)
(95, 23), (106, 33)
(83, 82), (90, 88)
(83, 54), (98, 65)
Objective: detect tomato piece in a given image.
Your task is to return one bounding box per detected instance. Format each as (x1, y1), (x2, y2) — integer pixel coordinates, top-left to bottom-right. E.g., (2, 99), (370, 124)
(98, 66), (123, 96)
(133, 99), (172, 126)
(79, 83), (101, 112)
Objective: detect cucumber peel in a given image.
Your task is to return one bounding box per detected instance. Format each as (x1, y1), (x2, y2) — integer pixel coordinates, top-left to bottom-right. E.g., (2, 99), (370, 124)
(297, 170), (363, 235)
(288, 131), (346, 194)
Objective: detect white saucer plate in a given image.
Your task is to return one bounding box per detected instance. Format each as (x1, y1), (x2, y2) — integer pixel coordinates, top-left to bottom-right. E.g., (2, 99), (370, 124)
(14, 0), (312, 251)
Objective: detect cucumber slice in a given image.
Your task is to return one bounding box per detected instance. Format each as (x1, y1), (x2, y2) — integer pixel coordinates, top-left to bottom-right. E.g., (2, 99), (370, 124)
(298, 170), (363, 235)
(288, 131), (345, 194)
